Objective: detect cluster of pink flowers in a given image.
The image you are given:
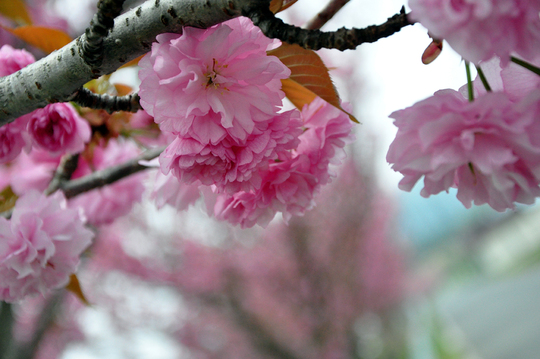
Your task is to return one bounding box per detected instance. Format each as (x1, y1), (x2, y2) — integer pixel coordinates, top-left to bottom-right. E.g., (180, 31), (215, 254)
(140, 18), (354, 227)
(0, 191), (93, 302)
(0, 45), (91, 164)
(213, 98), (354, 227)
(0, 44), (146, 301)
(409, 0), (540, 64)
(387, 55), (540, 211)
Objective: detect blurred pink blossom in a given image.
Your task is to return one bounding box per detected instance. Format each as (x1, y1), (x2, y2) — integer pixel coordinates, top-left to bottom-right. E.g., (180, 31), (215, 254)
(0, 117), (31, 164)
(459, 56), (540, 101)
(129, 110), (175, 147)
(151, 172), (202, 211)
(138, 17), (290, 141)
(0, 190), (93, 302)
(27, 0), (70, 33)
(0, 44), (35, 76)
(9, 149), (89, 195)
(68, 139), (146, 226)
(0, 45), (35, 163)
(387, 88), (540, 211)
(409, 0), (540, 64)
(172, 159), (405, 358)
(28, 103), (91, 156)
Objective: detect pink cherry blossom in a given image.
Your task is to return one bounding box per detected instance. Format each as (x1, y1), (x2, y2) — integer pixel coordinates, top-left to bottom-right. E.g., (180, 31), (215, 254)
(129, 110), (175, 147)
(408, 0), (540, 64)
(0, 45), (35, 163)
(213, 98), (354, 228)
(0, 190), (93, 302)
(296, 98), (355, 185)
(0, 44), (35, 77)
(387, 89), (540, 211)
(459, 56), (540, 102)
(160, 110), (302, 193)
(138, 17), (290, 141)
(10, 150), (62, 194)
(0, 116), (31, 164)
(214, 156), (321, 227)
(151, 172), (202, 211)
(28, 103), (91, 156)
(68, 139), (146, 226)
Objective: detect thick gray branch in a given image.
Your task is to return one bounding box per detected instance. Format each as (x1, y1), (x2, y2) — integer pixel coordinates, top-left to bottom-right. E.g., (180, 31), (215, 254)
(0, 0), (243, 125)
(83, 0), (127, 69)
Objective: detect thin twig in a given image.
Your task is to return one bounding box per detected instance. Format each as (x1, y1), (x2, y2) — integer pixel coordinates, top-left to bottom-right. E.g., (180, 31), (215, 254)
(71, 88), (142, 113)
(1, 146), (163, 219)
(45, 154), (81, 195)
(245, 4), (413, 51)
(61, 146), (164, 198)
(305, 0), (351, 30)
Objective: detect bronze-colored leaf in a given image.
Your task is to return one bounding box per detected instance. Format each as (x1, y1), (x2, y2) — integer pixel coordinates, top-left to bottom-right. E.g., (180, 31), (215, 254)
(114, 83), (133, 96)
(0, 0), (32, 25)
(268, 43), (358, 123)
(280, 78), (317, 111)
(269, 0), (298, 14)
(0, 186), (17, 213)
(3, 26), (72, 54)
(66, 274), (91, 306)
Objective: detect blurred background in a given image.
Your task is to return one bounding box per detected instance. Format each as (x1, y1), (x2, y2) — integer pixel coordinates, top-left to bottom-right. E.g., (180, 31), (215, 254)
(2, 0), (540, 358)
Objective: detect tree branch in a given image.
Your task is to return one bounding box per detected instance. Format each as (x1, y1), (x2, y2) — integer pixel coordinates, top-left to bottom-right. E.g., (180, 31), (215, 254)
(61, 146), (164, 198)
(45, 153), (81, 195)
(0, 0), (244, 125)
(70, 88), (142, 113)
(0, 0), (413, 126)
(83, 0), (127, 70)
(305, 0), (351, 30)
(245, 4), (412, 51)
(0, 146), (163, 219)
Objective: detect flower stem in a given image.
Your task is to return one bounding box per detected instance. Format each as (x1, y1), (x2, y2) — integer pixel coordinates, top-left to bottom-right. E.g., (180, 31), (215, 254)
(510, 56), (540, 76)
(475, 65), (491, 92)
(465, 61), (474, 102)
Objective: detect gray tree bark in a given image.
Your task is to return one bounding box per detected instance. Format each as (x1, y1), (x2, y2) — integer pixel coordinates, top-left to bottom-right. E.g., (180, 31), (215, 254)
(0, 0), (245, 126)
